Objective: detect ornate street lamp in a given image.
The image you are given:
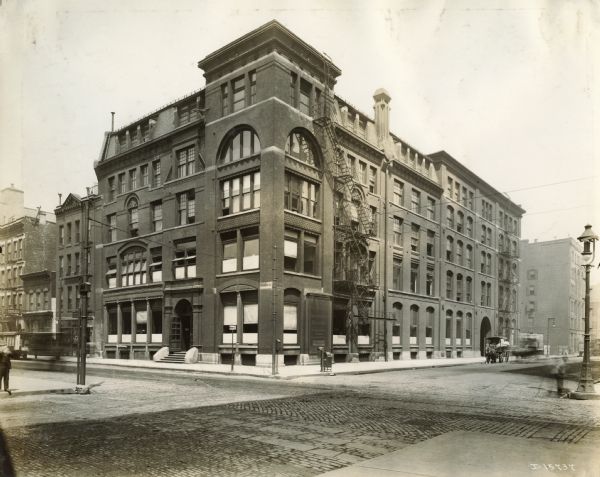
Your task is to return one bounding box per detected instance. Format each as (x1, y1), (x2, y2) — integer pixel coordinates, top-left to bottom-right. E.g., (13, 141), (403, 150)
(571, 225), (600, 399)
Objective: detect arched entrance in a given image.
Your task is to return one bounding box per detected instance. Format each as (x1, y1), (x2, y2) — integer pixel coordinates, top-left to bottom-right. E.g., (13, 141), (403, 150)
(479, 316), (492, 356)
(170, 300), (192, 351)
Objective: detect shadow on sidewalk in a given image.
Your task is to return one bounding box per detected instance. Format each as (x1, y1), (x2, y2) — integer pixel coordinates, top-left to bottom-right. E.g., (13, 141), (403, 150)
(0, 428), (15, 477)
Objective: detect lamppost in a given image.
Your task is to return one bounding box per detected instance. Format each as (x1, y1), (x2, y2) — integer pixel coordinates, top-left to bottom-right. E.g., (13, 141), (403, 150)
(571, 224), (600, 400)
(546, 318), (555, 356)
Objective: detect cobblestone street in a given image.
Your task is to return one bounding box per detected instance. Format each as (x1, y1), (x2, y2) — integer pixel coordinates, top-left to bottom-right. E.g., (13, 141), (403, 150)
(2, 362), (600, 476)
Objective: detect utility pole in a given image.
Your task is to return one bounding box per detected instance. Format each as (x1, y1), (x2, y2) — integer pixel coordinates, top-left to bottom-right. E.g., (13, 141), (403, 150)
(77, 195), (91, 386)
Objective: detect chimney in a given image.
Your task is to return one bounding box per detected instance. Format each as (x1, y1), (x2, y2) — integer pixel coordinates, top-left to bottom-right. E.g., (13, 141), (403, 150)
(58, 193), (62, 206)
(111, 112), (115, 132)
(373, 88), (391, 144)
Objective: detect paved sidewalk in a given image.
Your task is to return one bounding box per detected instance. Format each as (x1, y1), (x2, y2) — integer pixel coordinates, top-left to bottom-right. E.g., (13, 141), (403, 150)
(14, 354), (488, 379)
(318, 430), (600, 477)
(1, 373), (76, 398)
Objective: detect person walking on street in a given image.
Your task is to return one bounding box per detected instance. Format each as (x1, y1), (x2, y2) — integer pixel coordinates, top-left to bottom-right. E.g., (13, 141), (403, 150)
(0, 346), (11, 396)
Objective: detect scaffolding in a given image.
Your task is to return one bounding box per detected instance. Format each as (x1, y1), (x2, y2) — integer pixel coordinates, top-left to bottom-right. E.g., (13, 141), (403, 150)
(313, 59), (378, 356)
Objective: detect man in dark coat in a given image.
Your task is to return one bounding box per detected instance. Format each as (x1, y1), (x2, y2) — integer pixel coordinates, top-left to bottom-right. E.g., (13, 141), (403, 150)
(0, 347), (11, 396)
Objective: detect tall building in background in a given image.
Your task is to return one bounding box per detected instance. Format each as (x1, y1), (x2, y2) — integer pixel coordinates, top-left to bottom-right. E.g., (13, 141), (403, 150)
(589, 284), (600, 355)
(90, 20), (524, 365)
(0, 186), (57, 341)
(519, 238), (585, 354)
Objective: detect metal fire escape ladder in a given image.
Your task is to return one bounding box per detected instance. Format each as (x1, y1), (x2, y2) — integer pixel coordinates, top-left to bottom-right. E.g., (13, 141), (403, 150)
(313, 58), (378, 351)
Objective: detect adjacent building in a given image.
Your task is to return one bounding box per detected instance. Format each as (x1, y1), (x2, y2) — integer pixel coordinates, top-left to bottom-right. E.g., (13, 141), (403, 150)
(519, 238), (585, 354)
(89, 20), (524, 365)
(0, 186), (57, 340)
(54, 188), (100, 352)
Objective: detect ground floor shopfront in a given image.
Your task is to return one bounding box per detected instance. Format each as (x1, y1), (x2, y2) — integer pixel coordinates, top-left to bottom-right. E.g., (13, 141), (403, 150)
(97, 284), (495, 365)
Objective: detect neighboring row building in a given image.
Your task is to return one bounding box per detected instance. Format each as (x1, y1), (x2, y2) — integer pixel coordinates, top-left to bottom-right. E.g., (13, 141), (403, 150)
(78, 20), (525, 366)
(519, 238), (586, 355)
(0, 186), (57, 343)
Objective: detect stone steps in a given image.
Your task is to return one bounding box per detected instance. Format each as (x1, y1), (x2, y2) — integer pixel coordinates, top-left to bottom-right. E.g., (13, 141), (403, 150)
(159, 351), (187, 363)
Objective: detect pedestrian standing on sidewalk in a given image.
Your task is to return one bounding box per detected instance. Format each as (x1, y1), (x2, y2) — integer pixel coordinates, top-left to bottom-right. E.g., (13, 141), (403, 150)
(0, 346), (12, 396)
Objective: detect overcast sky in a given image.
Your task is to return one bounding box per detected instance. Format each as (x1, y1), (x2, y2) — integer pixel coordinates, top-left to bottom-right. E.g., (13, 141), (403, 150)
(1, 0), (599, 248)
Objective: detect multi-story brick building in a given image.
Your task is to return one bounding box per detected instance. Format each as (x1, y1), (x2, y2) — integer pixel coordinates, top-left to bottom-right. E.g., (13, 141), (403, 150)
(519, 238), (585, 355)
(54, 189), (100, 352)
(21, 270), (56, 333)
(90, 20), (524, 366)
(0, 186), (57, 339)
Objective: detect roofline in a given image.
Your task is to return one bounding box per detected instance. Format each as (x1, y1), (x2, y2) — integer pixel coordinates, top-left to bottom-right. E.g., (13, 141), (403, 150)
(429, 150), (526, 215)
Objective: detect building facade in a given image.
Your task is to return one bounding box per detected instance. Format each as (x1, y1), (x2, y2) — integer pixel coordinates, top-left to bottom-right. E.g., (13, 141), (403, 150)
(90, 21), (524, 365)
(21, 270), (56, 333)
(519, 238), (585, 355)
(54, 190), (100, 352)
(0, 186), (57, 339)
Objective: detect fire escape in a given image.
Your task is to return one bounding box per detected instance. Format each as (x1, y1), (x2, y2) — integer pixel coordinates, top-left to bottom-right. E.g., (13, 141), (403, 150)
(498, 238), (518, 338)
(313, 60), (378, 355)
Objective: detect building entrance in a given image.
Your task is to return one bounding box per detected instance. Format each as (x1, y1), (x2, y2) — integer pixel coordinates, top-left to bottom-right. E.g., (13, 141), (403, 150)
(170, 300), (192, 351)
(480, 316), (491, 356)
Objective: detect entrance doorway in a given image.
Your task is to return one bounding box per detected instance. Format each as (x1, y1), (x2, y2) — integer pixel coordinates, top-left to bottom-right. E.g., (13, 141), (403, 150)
(480, 316), (491, 356)
(170, 300), (192, 351)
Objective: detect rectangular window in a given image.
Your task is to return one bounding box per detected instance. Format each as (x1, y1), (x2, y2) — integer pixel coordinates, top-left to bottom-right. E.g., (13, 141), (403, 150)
(447, 177), (453, 197)
(284, 230), (298, 272)
(221, 172), (260, 216)
(426, 270), (434, 296)
(151, 202), (163, 232)
(152, 160), (161, 187)
(118, 173), (126, 194)
(393, 257), (402, 290)
(141, 164), (149, 186)
(107, 214), (117, 242)
(222, 237), (237, 273)
(66, 255), (72, 276)
(427, 198), (435, 220)
(150, 248), (162, 282)
(290, 72), (297, 106)
(360, 162), (367, 184)
(221, 83), (230, 116)
(369, 166), (377, 193)
(299, 78), (311, 115)
(58, 256), (64, 277)
(411, 189), (421, 213)
(59, 225), (64, 246)
(243, 236), (259, 270)
(243, 301), (258, 343)
(177, 145), (196, 178)
(232, 76), (245, 112)
(426, 230), (435, 257)
(121, 250), (147, 287)
(284, 173), (318, 218)
(173, 244), (196, 279)
(303, 234), (317, 275)
(177, 191), (195, 225)
(108, 177), (116, 201)
(410, 262), (419, 293)
(129, 169), (137, 190)
(74, 220), (80, 243)
(393, 217), (403, 247)
(249, 71), (257, 105)
(75, 252), (80, 275)
(410, 224), (420, 253)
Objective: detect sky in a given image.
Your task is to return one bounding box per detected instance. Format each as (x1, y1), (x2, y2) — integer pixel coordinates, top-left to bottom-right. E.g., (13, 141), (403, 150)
(1, 0), (599, 249)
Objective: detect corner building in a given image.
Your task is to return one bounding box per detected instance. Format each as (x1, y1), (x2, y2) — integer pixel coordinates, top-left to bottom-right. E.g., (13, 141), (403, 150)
(93, 21), (524, 365)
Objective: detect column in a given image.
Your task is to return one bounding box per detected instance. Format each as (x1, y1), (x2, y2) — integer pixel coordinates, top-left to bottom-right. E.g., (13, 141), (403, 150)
(145, 299), (152, 359)
(235, 292), (242, 365)
(130, 300), (136, 359)
(116, 301), (122, 359)
(103, 305), (109, 358)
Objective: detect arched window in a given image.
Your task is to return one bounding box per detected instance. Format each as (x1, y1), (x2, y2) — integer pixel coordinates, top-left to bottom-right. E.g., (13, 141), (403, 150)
(457, 211), (464, 233)
(219, 127), (261, 164)
(466, 216), (473, 237)
(446, 236), (454, 262)
(286, 130), (317, 166)
(127, 197), (139, 236)
(445, 310), (453, 342)
(447, 206), (454, 229)
(426, 307), (434, 344)
(410, 305), (419, 344)
(456, 311), (463, 343)
(456, 274), (464, 301)
(465, 312), (472, 344)
(392, 302), (402, 345)
(456, 240), (464, 266)
(466, 276), (473, 302)
(466, 244), (473, 268)
(446, 271), (453, 299)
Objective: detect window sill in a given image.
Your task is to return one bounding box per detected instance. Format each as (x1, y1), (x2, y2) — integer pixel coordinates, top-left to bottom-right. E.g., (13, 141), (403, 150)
(216, 270), (259, 278)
